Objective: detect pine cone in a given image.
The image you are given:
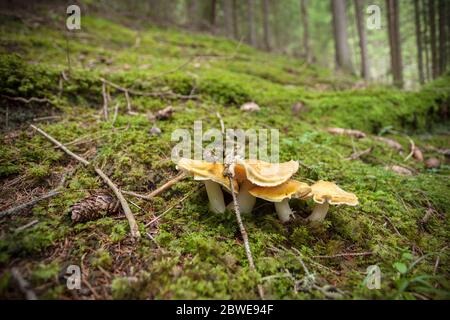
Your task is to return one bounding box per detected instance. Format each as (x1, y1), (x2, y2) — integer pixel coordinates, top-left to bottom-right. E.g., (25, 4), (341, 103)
(70, 193), (120, 223)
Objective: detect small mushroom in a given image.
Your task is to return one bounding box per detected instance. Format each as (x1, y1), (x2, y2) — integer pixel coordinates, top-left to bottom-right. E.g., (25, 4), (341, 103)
(249, 180), (311, 222)
(176, 158), (238, 214)
(227, 159), (300, 214)
(238, 159), (299, 187)
(305, 181), (358, 222)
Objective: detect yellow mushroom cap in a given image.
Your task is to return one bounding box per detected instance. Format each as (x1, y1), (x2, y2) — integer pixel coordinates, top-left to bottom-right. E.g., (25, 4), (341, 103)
(238, 159), (299, 187)
(249, 180), (311, 202)
(176, 158), (238, 192)
(308, 180), (358, 206)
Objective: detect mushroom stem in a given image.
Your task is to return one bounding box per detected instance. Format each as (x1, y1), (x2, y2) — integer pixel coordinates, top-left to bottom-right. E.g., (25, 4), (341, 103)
(274, 199), (294, 223)
(204, 180), (226, 214)
(226, 180), (256, 214)
(307, 202), (330, 222)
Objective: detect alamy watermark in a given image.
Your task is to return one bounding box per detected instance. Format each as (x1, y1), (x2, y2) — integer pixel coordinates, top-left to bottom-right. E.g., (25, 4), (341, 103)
(66, 5), (81, 30)
(365, 265), (381, 289)
(66, 264), (81, 290)
(367, 5), (381, 30)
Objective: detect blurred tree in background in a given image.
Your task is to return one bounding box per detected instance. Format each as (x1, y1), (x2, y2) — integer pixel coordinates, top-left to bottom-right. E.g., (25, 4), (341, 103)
(8, 0), (447, 88)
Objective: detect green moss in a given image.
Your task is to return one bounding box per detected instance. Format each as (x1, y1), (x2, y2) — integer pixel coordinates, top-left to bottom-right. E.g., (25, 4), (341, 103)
(32, 262), (60, 282)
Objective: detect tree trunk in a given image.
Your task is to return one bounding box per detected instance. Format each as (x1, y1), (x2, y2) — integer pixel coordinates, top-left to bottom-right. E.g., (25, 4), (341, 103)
(429, 0), (438, 78)
(186, 0), (199, 30)
(386, 0), (403, 88)
(262, 0), (270, 51)
(232, 0), (239, 39)
(423, 0), (431, 81)
(331, 0), (354, 73)
(414, 0), (425, 84)
(438, 0), (447, 75)
(354, 0), (370, 80)
(210, 0), (216, 27)
(300, 0), (311, 63)
(224, 0), (233, 38)
(247, 0), (257, 46)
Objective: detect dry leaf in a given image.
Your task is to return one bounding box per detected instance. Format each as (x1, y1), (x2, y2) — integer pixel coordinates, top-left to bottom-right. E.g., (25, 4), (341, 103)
(412, 146), (424, 161)
(385, 165), (413, 176)
(240, 102), (260, 112)
(327, 127), (366, 138)
(374, 136), (403, 151)
(424, 158), (440, 169)
(155, 106), (174, 120)
(291, 102), (306, 115)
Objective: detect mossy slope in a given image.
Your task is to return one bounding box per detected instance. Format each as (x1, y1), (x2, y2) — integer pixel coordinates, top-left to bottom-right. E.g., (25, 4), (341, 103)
(0, 13), (449, 300)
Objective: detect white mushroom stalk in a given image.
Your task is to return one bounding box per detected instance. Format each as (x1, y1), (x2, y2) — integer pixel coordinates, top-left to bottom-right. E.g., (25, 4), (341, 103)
(204, 180), (226, 214)
(307, 201), (330, 222)
(227, 180), (256, 214)
(305, 180), (358, 223)
(274, 199), (294, 223)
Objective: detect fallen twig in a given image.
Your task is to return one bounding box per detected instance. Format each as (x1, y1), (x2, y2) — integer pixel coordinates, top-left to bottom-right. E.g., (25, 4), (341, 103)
(30, 125), (140, 238)
(312, 251), (373, 259)
(345, 147), (373, 160)
(225, 165), (265, 300)
(327, 127), (366, 138)
(1, 94), (52, 104)
(374, 136), (403, 151)
(216, 112), (225, 134)
(404, 136), (416, 161)
(99, 77), (198, 100)
(0, 190), (60, 219)
(14, 219), (39, 233)
(11, 267), (37, 300)
(123, 173), (186, 201)
(101, 80), (109, 120)
(144, 190), (194, 227)
(112, 103), (119, 126)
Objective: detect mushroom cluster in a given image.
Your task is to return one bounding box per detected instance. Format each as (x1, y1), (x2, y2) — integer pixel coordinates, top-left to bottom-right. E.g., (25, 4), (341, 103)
(175, 157), (358, 223)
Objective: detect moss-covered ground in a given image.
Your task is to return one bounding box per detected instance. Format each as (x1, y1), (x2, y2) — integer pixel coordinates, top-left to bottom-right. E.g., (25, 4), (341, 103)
(0, 9), (449, 299)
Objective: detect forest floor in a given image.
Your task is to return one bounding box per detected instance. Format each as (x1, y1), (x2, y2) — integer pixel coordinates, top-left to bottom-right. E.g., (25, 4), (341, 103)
(0, 8), (449, 299)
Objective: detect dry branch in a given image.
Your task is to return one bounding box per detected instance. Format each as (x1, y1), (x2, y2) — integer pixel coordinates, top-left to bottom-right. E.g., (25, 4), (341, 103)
(99, 77), (197, 100)
(1, 94), (52, 104)
(101, 80), (109, 120)
(144, 190), (194, 227)
(326, 127), (367, 138)
(225, 168), (265, 300)
(30, 125), (140, 238)
(312, 251), (373, 259)
(11, 268), (37, 300)
(345, 147), (373, 160)
(0, 190), (60, 218)
(123, 173), (186, 201)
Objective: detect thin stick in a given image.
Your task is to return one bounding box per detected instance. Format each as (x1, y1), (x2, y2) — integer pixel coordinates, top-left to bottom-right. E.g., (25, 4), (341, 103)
(30, 125), (140, 238)
(123, 173), (186, 201)
(124, 90), (132, 114)
(99, 77), (197, 100)
(404, 136), (416, 161)
(312, 251), (373, 259)
(101, 81), (109, 120)
(1, 94), (51, 104)
(94, 168), (140, 237)
(227, 173), (265, 299)
(11, 268), (37, 300)
(15, 219), (39, 233)
(112, 103), (119, 126)
(216, 112), (225, 134)
(345, 147), (373, 160)
(144, 191), (193, 227)
(0, 190), (60, 218)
